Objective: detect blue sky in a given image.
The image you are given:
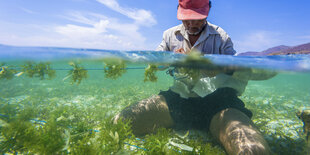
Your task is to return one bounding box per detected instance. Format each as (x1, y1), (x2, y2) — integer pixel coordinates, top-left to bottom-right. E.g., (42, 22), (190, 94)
(0, 0), (309, 53)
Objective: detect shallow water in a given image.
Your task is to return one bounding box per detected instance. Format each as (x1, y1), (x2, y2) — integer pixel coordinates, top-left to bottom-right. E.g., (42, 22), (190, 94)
(1, 46), (310, 154)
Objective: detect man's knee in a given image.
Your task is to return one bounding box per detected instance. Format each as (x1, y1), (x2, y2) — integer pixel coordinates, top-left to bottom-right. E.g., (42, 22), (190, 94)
(113, 95), (174, 135)
(210, 108), (271, 155)
(228, 126), (271, 155)
(114, 95), (169, 120)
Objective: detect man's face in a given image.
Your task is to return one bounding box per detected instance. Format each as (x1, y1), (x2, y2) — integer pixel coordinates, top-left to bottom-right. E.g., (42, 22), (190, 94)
(182, 19), (206, 36)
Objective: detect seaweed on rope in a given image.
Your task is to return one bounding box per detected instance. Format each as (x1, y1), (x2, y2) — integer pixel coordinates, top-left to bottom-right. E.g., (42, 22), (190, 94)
(144, 64), (159, 82)
(0, 60), (166, 84)
(66, 62), (88, 85)
(22, 62), (56, 80)
(103, 58), (127, 79)
(0, 63), (18, 80)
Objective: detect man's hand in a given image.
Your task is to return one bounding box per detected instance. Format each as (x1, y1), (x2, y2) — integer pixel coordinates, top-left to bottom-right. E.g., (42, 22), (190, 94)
(174, 48), (187, 54)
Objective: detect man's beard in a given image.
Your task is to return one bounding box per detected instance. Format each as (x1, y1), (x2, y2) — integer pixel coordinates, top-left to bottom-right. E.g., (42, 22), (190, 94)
(186, 24), (206, 36)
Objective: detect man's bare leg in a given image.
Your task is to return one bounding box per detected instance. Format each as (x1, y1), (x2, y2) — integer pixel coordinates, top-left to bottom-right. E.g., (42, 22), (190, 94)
(113, 95), (174, 136)
(210, 108), (271, 155)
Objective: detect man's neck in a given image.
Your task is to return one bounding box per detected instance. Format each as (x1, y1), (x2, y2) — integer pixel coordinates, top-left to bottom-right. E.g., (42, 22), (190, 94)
(186, 23), (206, 47)
(188, 33), (201, 47)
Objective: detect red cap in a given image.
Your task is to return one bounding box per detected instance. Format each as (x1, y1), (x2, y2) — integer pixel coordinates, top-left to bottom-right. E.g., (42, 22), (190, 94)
(177, 0), (210, 20)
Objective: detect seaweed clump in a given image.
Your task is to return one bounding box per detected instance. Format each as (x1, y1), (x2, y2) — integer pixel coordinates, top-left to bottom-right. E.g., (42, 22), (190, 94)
(103, 58), (127, 79)
(22, 62), (56, 80)
(0, 64), (17, 80)
(141, 128), (174, 154)
(172, 51), (225, 80)
(0, 104), (66, 155)
(0, 92), (228, 154)
(144, 64), (158, 82)
(0, 110), (67, 154)
(138, 128), (225, 154)
(0, 97), (136, 154)
(67, 62), (88, 85)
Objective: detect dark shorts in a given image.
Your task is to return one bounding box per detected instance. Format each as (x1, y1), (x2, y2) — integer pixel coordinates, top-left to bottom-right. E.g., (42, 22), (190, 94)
(159, 87), (252, 131)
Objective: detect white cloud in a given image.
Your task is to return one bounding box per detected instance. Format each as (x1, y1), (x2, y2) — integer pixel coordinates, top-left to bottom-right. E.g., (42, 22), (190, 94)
(55, 20), (109, 37)
(20, 7), (36, 14)
(96, 0), (157, 26)
(0, 1), (158, 50)
(53, 12), (148, 50)
(234, 31), (282, 53)
(62, 11), (99, 25)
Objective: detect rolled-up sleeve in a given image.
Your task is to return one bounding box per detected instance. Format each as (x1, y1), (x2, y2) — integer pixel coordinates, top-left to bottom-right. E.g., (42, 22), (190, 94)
(156, 31), (170, 51)
(156, 39), (168, 51)
(219, 30), (236, 55)
(222, 37), (236, 55)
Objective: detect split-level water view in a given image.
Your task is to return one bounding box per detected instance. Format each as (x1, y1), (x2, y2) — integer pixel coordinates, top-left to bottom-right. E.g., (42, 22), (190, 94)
(0, 46), (310, 154)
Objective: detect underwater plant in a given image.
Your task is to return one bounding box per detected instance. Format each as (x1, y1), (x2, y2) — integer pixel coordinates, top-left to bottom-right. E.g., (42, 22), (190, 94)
(185, 138), (226, 155)
(141, 128), (174, 154)
(137, 128), (226, 154)
(144, 64), (158, 82)
(66, 62), (88, 85)
(67, 117), (136, 154)
(22, 62), (35, 78)
(21, 62), (56, 80)
(31, 119), (66, 154)
(0, 64), (17, 80)
(44, 62), (56, 80)
(0, 118), (37, 154)
(98, 117), (135, 153)
(0, 112), (67, 154)
(69, 132), (102, 154)
(0, 106), (39, 154)
(170, 52), (213, 81)
(170, 51), (237, 81)
(103, 58), (127, 79)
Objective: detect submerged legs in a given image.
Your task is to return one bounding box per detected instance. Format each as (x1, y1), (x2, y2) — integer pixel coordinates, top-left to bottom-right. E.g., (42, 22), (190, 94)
(114, 97), (271, 154)
(210, 108), (271, 155)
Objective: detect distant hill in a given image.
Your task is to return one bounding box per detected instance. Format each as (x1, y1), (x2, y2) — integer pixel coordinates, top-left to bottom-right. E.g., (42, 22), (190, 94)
(238, 42), (310, 56)
(261, 45), (291, 55)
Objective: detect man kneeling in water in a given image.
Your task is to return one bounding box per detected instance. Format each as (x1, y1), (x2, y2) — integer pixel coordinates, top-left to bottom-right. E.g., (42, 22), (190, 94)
(114, 0), (274, 154)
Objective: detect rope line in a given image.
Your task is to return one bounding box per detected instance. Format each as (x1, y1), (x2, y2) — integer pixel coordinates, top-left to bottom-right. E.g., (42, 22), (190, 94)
(6, 66), (167, 71)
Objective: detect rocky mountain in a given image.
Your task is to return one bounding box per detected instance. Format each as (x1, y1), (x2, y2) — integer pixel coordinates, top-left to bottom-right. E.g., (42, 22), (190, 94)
(238, 42), (310, 56)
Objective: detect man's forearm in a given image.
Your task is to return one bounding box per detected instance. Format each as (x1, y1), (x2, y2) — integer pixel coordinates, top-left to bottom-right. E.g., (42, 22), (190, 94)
(231, 68), (277, 81)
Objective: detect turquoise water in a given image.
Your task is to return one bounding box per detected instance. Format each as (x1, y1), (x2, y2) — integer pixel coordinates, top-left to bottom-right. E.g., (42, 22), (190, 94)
(1, 45), (310, 154)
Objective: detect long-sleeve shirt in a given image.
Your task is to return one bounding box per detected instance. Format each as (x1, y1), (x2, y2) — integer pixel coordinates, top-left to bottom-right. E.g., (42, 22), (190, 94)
(156, 22), (236, 55)
(156, 22), (248, 98)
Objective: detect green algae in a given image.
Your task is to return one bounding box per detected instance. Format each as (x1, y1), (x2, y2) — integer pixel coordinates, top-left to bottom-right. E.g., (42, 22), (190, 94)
(142, 128), (173, 154)
(22, 62), (56, 80)
(1, 60), (163, 85)
(67, 62), (88, 85)
(103, 58), (127, 79)
(0, 94), (228, 155)
(171, 51), (227, 80)
(144, 64), (158, 82)
(0, 97), (134, 154)
(0, 64), (17, 80)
